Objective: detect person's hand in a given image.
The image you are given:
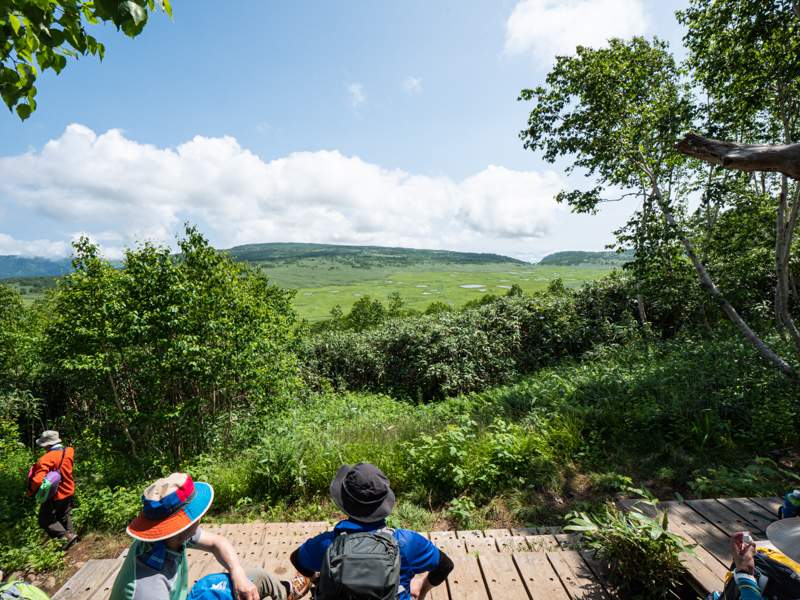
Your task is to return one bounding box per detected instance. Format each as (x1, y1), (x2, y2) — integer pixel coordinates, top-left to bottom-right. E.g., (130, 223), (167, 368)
(230, 569), (259, 600)
(731, 531), (756, 575)
(410, 575), (430, 600)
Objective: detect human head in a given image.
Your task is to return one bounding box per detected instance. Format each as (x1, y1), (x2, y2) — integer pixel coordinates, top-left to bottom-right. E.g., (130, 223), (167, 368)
(35, 430), (61, 448)
(126, 473), (214, 543)
(329, 463), (396, 523)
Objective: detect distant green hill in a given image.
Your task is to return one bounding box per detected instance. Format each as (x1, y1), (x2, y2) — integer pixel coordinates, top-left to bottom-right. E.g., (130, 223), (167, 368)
(225, 242), (527, 267)
(0, 255), (72, 279)
(538, 250), (633, 266)
(0, 243), (527, 281)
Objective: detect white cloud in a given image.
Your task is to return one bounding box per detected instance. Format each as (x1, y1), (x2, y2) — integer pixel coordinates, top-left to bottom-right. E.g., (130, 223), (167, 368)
(347, 82), (366, 108)
(0, 124), (567, 260)
(402, 76), (423, 95)
(0, 234), (71, 258)
(505, 0), (648, 64)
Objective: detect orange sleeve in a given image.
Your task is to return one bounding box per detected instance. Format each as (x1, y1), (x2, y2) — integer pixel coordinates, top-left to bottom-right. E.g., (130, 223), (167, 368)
(28, 453), (54, 493)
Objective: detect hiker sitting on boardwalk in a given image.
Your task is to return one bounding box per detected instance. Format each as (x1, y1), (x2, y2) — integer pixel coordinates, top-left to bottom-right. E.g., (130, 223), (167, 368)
(27, 430), (77, 547)
(289, 463), (454, 600)
(110, 473), (310, 600)
(711, 520), (800, 599)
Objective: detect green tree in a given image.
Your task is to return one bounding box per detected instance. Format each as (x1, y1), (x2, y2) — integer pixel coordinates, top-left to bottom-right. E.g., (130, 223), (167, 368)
(1, 0), (171, 119)
(519, 35), (798, 378)
(42, 226), (298, 468)
(387, 291), (404, 317)
(343, 296), (387, 332)
(676, 0), (800, 366)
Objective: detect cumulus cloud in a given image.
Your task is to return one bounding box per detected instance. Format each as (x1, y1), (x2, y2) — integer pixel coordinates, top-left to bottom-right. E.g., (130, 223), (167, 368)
(402, 76), (423, 95)
(505, 0), (648, 64)
(0, 234), (71, 258)
(347, 82), (366, 108)
(0, 124), (566, 259)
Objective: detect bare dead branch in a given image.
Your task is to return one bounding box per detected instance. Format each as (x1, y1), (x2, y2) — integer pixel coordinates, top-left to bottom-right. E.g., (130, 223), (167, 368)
(676, 133), (800, 180)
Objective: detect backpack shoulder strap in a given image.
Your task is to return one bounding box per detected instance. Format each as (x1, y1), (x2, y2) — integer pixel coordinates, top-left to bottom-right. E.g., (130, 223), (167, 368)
(56, 448), (66, 472)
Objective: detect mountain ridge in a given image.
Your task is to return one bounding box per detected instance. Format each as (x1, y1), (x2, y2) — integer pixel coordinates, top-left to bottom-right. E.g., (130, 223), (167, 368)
(0, 242), (528, 279)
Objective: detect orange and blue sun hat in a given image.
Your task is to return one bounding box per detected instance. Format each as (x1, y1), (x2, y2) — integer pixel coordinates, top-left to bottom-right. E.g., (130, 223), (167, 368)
(126, 473), (214, 542)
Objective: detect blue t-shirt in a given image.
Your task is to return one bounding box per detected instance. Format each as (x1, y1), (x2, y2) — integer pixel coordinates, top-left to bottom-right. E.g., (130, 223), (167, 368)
(295, 520), (441, 600)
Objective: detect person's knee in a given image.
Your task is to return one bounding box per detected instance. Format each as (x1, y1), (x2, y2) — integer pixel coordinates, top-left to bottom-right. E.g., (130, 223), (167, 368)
(245, 567), (290, 600)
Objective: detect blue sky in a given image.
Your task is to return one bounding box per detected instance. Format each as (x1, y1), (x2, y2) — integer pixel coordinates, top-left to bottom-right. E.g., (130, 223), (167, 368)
(0, 0), (687, 261)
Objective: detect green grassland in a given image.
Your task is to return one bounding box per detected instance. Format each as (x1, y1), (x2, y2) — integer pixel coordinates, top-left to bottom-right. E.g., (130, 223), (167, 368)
(7, 245), (618, 319)
(258, 260), (615, 321)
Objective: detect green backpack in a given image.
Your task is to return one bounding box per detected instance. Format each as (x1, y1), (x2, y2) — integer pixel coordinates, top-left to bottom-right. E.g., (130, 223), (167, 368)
(0, 581), (51, 600)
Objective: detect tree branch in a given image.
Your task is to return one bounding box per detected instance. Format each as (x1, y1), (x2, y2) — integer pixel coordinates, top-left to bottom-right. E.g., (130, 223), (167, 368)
(676, 133), (800, 180)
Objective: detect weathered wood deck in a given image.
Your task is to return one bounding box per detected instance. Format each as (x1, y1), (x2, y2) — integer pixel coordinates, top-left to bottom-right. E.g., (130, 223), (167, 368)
(52, 497), (781, 600)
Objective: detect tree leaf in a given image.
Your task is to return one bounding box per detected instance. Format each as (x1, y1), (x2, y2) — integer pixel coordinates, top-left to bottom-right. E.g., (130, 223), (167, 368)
(16, 103), (32, 120)
(10, 14), (22, 35)
(125, 1), (147, 25)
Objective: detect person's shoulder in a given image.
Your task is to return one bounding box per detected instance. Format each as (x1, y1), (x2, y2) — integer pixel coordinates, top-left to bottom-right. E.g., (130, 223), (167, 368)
(393, 528), (433, 549)
(297, 529), (336, 557)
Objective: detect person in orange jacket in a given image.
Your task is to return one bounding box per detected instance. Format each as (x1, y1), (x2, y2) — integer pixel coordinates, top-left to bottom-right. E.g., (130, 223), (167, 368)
(27, 430), (77, 546)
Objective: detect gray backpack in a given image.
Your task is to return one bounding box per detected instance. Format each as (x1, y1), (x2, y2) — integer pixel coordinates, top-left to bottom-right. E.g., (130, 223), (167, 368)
(316, 529), (401, 600)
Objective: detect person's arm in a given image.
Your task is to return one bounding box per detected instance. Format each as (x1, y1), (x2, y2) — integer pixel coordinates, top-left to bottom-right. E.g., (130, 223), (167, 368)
(730, 532), (763, 600)
(27, 456), (50, 495)
(193, 530), (259, 600)
(410, 547), (454, 600)
(289, 548), (316, 578)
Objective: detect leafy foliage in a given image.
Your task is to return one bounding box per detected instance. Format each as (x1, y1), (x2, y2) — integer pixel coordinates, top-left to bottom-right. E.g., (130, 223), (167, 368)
(41, 226), (299, 469)
(566, 495), (691, 599)
(305, 287), (637, 401)
(1, 0), (171, 118)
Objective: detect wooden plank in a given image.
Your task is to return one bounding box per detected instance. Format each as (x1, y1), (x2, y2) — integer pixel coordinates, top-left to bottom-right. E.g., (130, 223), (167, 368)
(548, 551), (608, 599)
(457, 530), (485, 539)
(525, 535), (560, 552)
(657, 512), (730, 593)
(535, 526), (562, 535)
(437, 538), (468, 556)
(85, 558), (125, 600)
(53, 559), (119, 600)
(554, 533), (580, 551)
(478, 552), (529, 600)
(716, 498), (775, 536)
(496, 535), (532, 553)
(749, 496), (783, 518)
(514, 552), (570, 600)
(445, 554), (490, 600)
(187, 550), (218, 586)
(261, 557), (293, 580)
(687, 499), (762, 536)
(483, 528), (511, 538)
(430, 530), (458, 542)
(465, 537), (499, 555)
(667, 503), (731, 564)
(237, 524), (269, 568)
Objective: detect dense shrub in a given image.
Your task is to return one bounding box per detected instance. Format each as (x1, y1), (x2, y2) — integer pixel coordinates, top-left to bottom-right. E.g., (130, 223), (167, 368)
(304, 290), (633, 401)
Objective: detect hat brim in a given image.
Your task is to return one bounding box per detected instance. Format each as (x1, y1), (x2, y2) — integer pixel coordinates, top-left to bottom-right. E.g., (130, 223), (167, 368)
(36, 437), (61, 447)
(127, 482), (214, 542)
(330, 465), (395, 523)
(767, 517), (800, 563)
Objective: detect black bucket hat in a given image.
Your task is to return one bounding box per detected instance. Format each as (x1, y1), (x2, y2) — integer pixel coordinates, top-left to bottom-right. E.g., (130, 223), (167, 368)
(329, 463), (396, 523)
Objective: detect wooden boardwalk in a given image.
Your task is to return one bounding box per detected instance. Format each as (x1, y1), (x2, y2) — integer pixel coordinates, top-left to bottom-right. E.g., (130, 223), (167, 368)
(52, 497), (781, 600)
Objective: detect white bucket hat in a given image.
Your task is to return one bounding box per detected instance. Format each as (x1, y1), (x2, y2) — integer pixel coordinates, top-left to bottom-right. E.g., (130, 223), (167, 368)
(766, 517), (800, 562)
(35, 430), (61, 447)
